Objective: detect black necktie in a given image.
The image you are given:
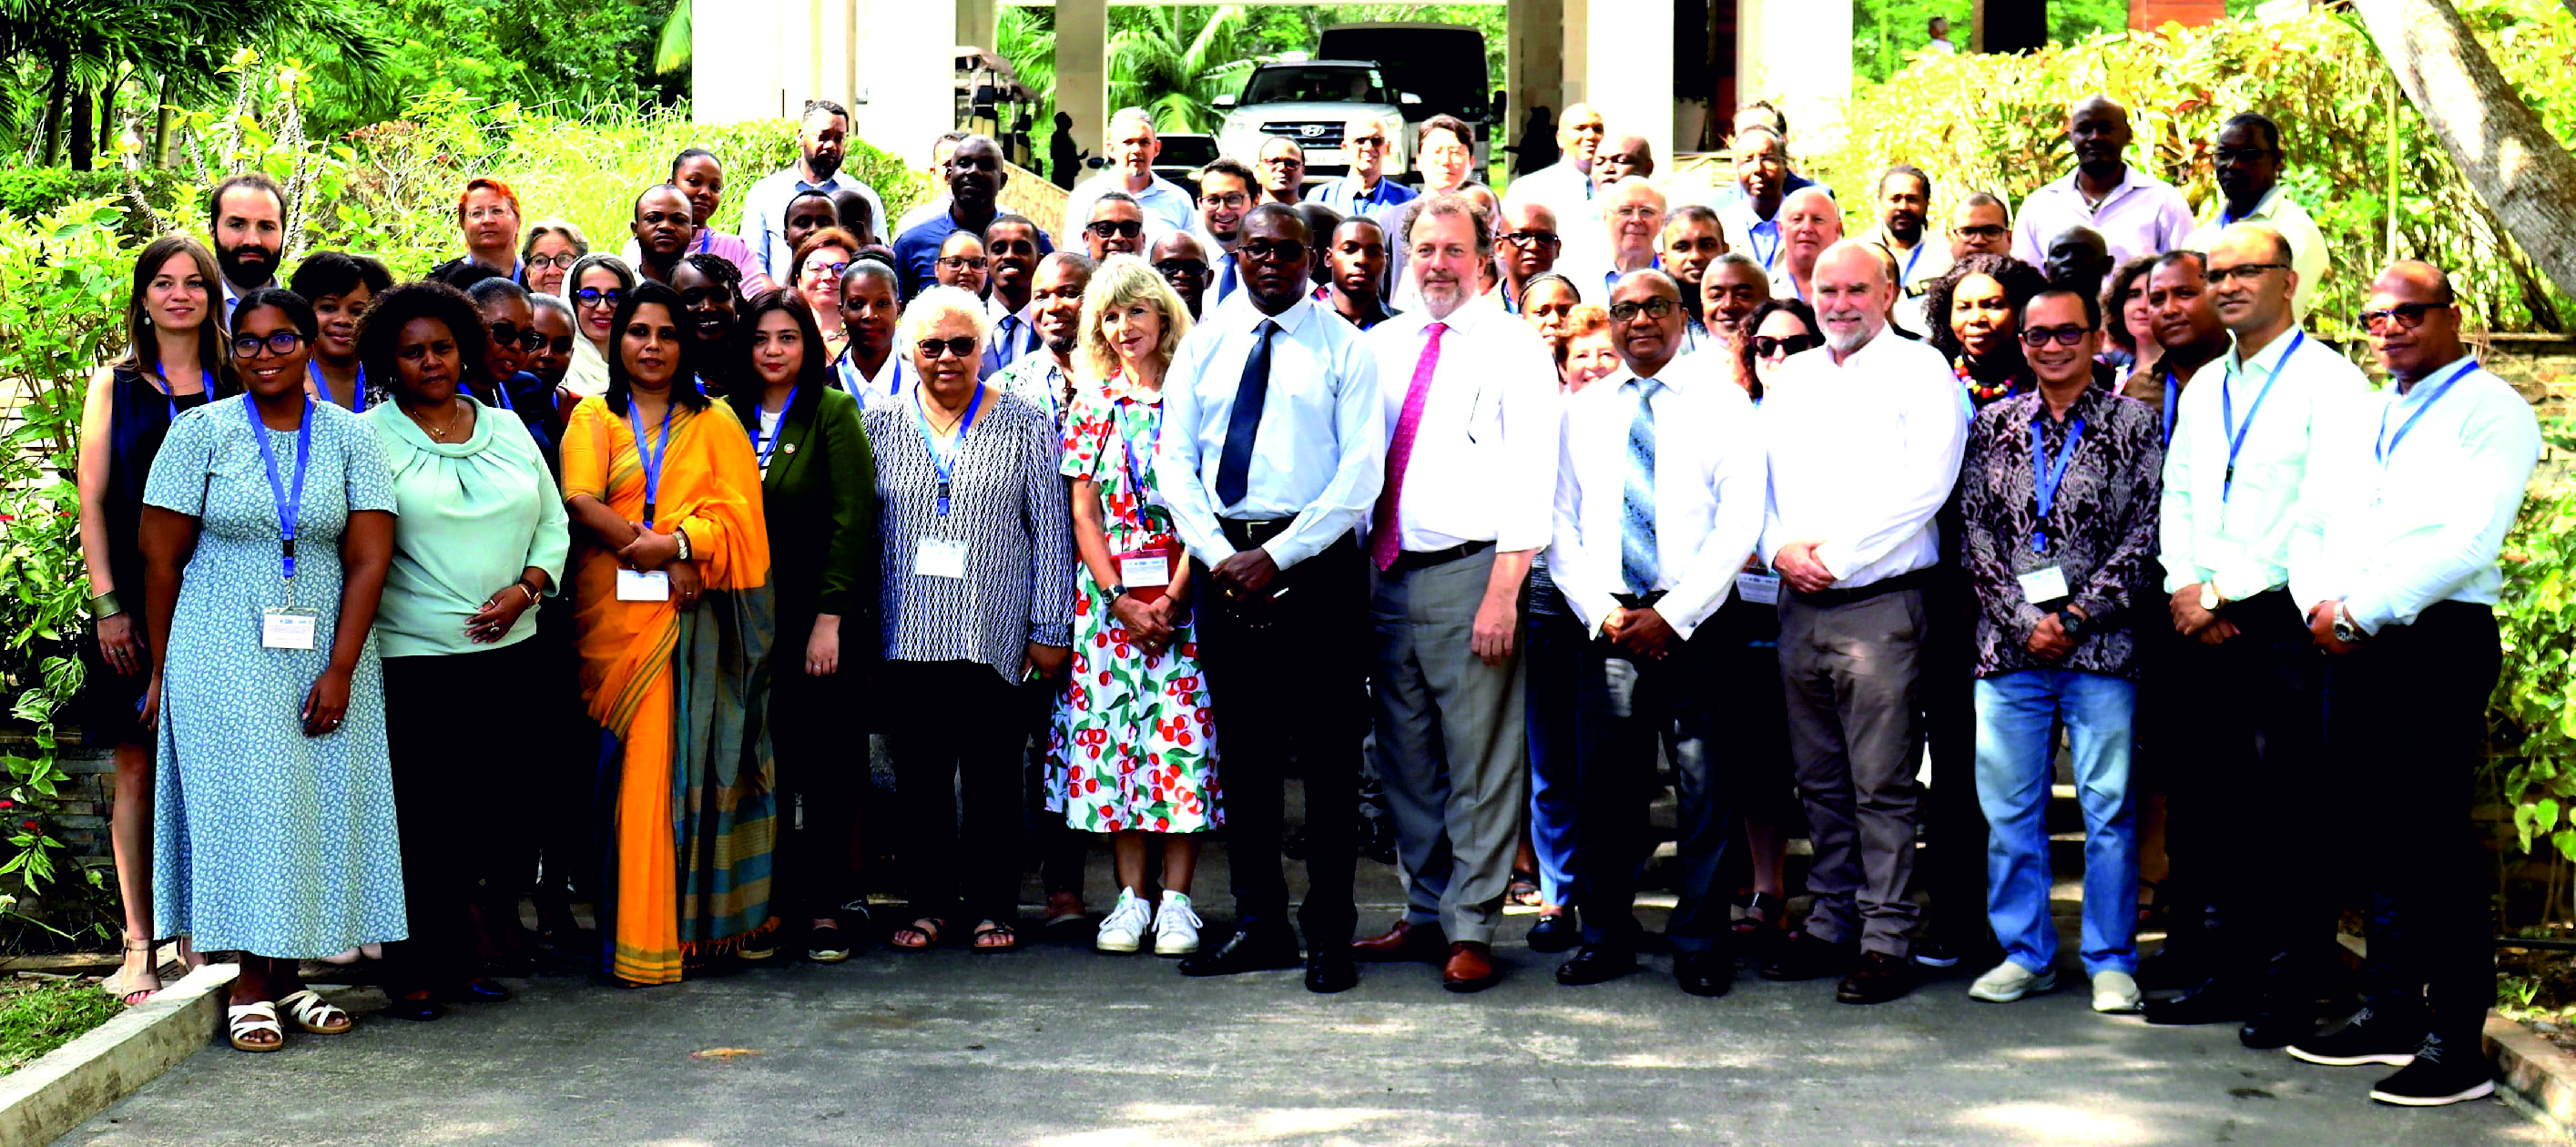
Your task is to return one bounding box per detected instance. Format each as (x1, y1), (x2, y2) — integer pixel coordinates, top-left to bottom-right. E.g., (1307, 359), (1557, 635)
(1215, 319), (1276, 507)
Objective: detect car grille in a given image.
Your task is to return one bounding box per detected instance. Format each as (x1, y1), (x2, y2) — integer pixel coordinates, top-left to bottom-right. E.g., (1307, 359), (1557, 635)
(1259, 121), (1346, 147)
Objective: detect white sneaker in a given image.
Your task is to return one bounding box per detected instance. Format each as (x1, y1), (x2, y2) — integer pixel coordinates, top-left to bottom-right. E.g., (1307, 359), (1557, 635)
(1968, 959), (2057, 1002)
(1095, 889), (1151, 953)
(1152, 892), (1203, 956)
(2092, 969), (2143, 1014)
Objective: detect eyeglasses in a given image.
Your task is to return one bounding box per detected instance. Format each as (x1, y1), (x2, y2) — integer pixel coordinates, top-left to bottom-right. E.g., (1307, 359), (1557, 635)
(2357, 301), (2441, 333)
(2206, 262), (2286, 286)
(1200, 192), (1252, 210)
(1241, 239), (1308, 264)
(526, 252), (578, 270)
(807, 260), (850, 279)
(1349, 136), (1388, 148)
(676, 287), (731, 309)
(916, 335), (981, 360)
(1153, 259), (1209, 279)
(937, 255), (989, 271)
(1500, 230), (1561, 249)
(1751, 333), (1820, 358)
(1608, 298), (1679, 321)
(487, 322), (546, 351)
(2018, 325), (2094, 347)
(1086, 219), (1145, 239)
(230, 331), (303, 359)
(2213, 147), (2280, 165)
(574, 287), (626, 309)
(1952, 224), (2007, 239)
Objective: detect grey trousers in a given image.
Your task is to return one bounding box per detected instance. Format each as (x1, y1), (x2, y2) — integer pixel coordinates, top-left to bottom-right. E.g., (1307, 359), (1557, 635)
(1368, 546), (1529, 946)
(1779, 585), (1927, 957)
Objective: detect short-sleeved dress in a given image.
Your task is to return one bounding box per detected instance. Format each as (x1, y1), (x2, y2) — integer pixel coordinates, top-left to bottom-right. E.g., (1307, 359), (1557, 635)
(1044, 373), (1220, 834)
(144, 395), (408, 958)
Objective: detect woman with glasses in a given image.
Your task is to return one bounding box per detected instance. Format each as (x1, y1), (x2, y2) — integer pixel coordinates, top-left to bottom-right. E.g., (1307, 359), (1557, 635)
(560, 280), (778, 986)
(791, 228), (860, 365)
(1925, 254), (2048, 410)
(674, 253), (745, 396)
(288, 252), (392, 413)
(1519, 273), (1582, 361)
(1739, 298), (1822, 401)
(934, 231), (990, 298)
(559, 253), (636, 400)
(140, 287), (402, 1051)
(430, 178), (526, 283)
(866, 285), (1072, 955)
(522, 219), (590, 299)
(465, 279), (560, 453)
(834, 257), (907, 403)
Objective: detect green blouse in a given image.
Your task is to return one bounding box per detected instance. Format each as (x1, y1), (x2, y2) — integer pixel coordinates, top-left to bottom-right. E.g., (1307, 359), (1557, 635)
(366, 397), (570, 658)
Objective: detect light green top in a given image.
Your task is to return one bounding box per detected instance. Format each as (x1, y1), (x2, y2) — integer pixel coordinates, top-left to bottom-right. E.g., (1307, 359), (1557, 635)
(366, 397), (570, 658)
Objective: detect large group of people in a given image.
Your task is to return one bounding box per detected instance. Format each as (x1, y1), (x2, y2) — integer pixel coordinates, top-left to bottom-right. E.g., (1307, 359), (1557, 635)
(71, 91), (2540, 1111)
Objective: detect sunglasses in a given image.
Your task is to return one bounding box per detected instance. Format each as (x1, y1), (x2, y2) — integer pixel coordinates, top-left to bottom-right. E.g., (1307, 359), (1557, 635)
(2357, 301), (2441, 333)
(1500, 230), (1562, 249)
(1241, 239), (1308, 263)
(676, 287), (732, 309)
(2018, 325), (2094, 347)
(230, 331), (304, 359)
(1751, 333), (1821, 358)
(916, 335), (981, 360)
(1086, 219), (1145, 239)
(487, 322), (546, 351)
(2206, 262), (2286, 286)
(1154, 259), (1209, 279)
(1608, 298), (1679, 321)
(574, 287), (626, 308)
(937, 255), (989, 271)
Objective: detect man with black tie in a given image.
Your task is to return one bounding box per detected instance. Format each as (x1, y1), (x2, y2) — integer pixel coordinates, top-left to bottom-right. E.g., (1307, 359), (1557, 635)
(1160, 204), (1386, 993)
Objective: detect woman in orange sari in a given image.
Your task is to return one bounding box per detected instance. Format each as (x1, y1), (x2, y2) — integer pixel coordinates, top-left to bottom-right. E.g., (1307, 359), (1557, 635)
(560, 279), (779, 986)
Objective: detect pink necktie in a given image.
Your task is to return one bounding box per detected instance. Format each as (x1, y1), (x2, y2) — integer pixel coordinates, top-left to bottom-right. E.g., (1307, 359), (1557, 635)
(1370, 322), (1448, 571)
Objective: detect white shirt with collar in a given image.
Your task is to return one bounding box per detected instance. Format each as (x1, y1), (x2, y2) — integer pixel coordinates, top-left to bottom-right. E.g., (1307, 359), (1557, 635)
(2159, 323), (2367, 600)
(1158, 291), (1386, 571)
(2184, 186), (2330, 321)
(1363, 292), (1559, 554)
(1552, 351), (1767, 638)
(1062, 172), (1198, 243)
(1502, 160), (1598, 235)
(1761, 328), (1969, 588)
(741, 166), (885, 280)
(983, 296), (1042, 380)
(2288, 355), (2540, 634)
(836, 346), (910, 407)
(2010, 164), (2195, 269)
(219, 276), (277, 331)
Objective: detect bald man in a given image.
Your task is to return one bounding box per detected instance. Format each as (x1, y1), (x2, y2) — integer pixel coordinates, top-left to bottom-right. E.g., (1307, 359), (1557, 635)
(1774, 186), (1843, 303)
(2012, 95), (2194, 269)
(1062, 107), (1197, 241)
(1757, 239), (1968, 1006)
(1503, 102), (1607, 228)
(1569, 178), (1666, 303)
(1588, 136), (1656, 192)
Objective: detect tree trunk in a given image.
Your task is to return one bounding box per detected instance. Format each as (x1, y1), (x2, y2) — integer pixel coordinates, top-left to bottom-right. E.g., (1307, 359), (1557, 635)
(97, 74), (117, 164)
(2352, 0), (2576, 299)
(39, 43), (69, 167)
(68, 84), (94, 171)
(153, 72), (177, 169)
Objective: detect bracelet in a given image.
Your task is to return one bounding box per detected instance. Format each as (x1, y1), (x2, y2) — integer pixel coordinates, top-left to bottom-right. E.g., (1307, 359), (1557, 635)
(89, 590), (123, 619)
(516, 582), (540, 606)
(674, 528), (693, 562)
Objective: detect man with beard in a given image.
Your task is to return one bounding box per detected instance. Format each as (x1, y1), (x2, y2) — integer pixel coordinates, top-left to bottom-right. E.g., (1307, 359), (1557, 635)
(1774, 187), (1844, 304)
(993, 251), (1095, 426)
(1658, 205), (1726, 350)
(1257, 137), (1309, 206)
(208, 172), (286, 329)
(1495, 201), (1563, 315)
(1327, 217), (1398, 331)
(1502, 102), (1605, 228)
(2185, 113), (2327, 320)
(1865, 166), (1947, 331)
(1758, 240), (1968, 1006)
(1195, 157), (1257, 306)
(1149, 231), (1211, 320)
(2012, 96), (2194, 269)
(893, 130), (972, 238)
(894, 135), (1049, 300)
(1349, 191), (1557, 994)
(627, 184), (700, 287)
(980, 214), (1047, 376)
(1084, 192), (1149, 261)
(743, 100), (887, 281)
(1716, 126), (1793, 283)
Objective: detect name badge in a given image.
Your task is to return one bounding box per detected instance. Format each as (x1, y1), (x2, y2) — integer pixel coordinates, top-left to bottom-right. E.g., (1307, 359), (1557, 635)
(616, 569), (671, 602)
(915, 538), (969, 579)
(2016, 563), (2072, 604)
(1734, 573), (1781, 605)
(1118, 552), (1173, 590)
(261, 607), (318, 650)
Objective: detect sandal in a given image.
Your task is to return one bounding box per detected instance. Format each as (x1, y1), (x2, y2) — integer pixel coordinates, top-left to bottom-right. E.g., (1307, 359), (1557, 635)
(227, 1001), (285, 1052)
(1731, 892), (1786, 941)
(1506, 869), (1543, 909)
(277, 989), (353, 1034)
(970, 920), (1020, 953)
(890, 918), (943, 950)
(808, 923), (851, 964)
(101, 936), (161, 1007)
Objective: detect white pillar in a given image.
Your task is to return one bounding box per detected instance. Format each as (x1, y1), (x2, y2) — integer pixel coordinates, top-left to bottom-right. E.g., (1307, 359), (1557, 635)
(1561, 0), (1590, 108)
(1584, 0), (1672, 166)
(850, 0), (960, 166)
(1736, 0), (1852, 152)
(692, 0), (789, 122)
(957, 0), (998, 50)
(1506, 0), (1564, 168)
(1055, 0), (1109, 161)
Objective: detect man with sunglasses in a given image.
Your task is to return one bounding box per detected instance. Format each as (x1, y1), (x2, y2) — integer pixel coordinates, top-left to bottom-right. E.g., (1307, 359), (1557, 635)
(1161, 204), (1384, 993)
(2146, 223), (2366, 1036)
(1314, 117), (1419, 218)
(1083, 193), (1149, 261)
(894, 135), (1051, 302)
(1257, 137), (1309, 207)
(1495, 201), (1564, 316)
(2280, 261), (2540, 1108)
(2185, 114), (2327, 321)
(1148, 231), (1212, 320)
(1953, 286), (2164, 1015)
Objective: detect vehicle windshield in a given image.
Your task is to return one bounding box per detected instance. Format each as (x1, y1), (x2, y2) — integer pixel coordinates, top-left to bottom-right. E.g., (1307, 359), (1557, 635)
(1157, 137), (1219, 168)
(1238, 66), (1390, 107)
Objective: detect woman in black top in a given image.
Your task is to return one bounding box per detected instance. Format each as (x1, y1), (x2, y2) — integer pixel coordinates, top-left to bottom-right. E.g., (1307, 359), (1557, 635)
(76, 235), (234, 1005)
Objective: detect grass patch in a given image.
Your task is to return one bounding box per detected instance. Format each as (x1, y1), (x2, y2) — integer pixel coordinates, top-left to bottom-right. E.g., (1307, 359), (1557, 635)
(0, 978), (122, 1076)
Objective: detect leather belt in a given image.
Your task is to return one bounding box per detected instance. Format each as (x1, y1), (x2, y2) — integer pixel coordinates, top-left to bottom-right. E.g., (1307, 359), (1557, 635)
(1383, 539), (1495, 576)
(1787, 566), (1934, 609)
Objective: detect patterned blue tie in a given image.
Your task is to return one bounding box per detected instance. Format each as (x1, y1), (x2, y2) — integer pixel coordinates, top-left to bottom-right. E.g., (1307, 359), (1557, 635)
(1621, 376), (1661, 595)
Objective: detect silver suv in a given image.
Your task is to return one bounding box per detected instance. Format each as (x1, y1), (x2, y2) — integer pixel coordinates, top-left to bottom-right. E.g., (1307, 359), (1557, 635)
(1215, 61), (1417, 180)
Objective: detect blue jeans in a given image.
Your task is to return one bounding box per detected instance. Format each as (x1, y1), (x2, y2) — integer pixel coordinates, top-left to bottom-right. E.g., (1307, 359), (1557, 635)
(1972, 669), (2139, 977)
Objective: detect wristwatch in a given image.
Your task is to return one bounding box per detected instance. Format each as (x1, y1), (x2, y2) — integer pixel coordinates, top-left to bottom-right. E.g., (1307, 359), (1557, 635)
(2058, 609), (2089, 639)
(2332, 601), (2365, 645)
(1105, 583), (1130, 604)
(2197, 583), (2221, 612)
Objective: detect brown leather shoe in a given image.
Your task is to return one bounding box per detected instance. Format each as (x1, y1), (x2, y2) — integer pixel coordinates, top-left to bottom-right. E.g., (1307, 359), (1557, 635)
(1836, 950), (1919, 1005)
(1441, 941), (1499, 993)
(1349, 919), (1447, 963)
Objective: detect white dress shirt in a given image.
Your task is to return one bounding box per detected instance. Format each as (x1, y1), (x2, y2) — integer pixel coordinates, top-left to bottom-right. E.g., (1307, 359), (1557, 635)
(2159, 324), (2367, 599)
(2288, 356), (2540, 633)
(1364, 293), (1560, 554)
(1761, 329), (1969, 587)
(1502, 160), (1596, 228)
(2184, 187), (2330, 321)
(2011, 164), (2194, 269)
(741, 167), (886, 280)
(1552, 351), (1767, 638)
(1061, 172), (1197, 243)
(1158, 291), (1385, 571)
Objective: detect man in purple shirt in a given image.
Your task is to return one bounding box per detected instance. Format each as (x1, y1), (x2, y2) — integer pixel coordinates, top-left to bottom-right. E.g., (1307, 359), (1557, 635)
(2011, 96), (2194, 269)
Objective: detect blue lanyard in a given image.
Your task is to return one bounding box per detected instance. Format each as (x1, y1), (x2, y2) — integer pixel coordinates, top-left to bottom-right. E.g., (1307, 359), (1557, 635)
(2375, 358), (2479, 467)
(2160, 371), (2178, 445)
(308, 361), (365, 412)
(627, 400), (675, 529)
(753, 385), (797, 469)
(2029, 414), (2086, 555)
(2219, 330), (2299, 502)
(148, 373), (184, 422)
(839, 350), (900, 400)
(1117, 394), (1164, 500)
(1900, 239), (1926, 284)
(911, 383), (984, 516)
(244, 397), (315, 579)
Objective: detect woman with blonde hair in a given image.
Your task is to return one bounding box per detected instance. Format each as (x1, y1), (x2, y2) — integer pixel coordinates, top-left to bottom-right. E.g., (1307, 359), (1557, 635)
(1042, 255), (1220, 957)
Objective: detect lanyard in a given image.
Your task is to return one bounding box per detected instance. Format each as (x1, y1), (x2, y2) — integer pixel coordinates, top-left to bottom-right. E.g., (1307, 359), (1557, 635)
(2160, 371), (2178, 444)
(308, 361), (366, 412)
(627, 400), (675, 529)
(1900, 239), (1926, 284)
(483, 374), (517, 411)
(912, 383), (985, 516)
(840, 351), (899, 400)
(2375, 358), (2479, 467)
(245, 397), (316, 579)
(148, 372), (184, 422)
(2029, 414), (2086, 555)
(1117, 394), (1164, 500)
(2218, 330), (2300, 502)
(753, 385), (797, 468)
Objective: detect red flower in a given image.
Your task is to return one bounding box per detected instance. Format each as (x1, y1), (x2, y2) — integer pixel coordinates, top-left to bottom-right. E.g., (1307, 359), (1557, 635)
(19, 819), (34, 830)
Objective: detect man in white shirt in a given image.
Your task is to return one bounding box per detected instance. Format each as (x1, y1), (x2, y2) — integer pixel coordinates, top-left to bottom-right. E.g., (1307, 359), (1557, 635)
(1195, 157), (1257, 306)
(1546, 269), (1766, 998)
(2011, 96), (2194, 269)
(1926, 15), (1957, 53)
(1717, 127), (1794, 282)
(979, 215), (1047, 379)
(1160, 204), (1384, 993)
(1758, 240), (1969, 1005)
(1502, 103), (1605, 229)
(741, 100), (887, 283)
(1565, 178), (1665, 304)
(1346, 193), (1558, 994)
(1774, 187), (1843, 304)
(1863, 165), (1950, 332)
(1062, 107), (1198, 244)
(2279, 260), (2540, 1107)
(2184, 113), (2329, 321)
(2143, 223), (2367, 1036)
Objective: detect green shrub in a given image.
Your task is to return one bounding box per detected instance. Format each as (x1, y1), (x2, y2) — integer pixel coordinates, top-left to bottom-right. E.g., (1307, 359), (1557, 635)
(0, 170), (188, 242)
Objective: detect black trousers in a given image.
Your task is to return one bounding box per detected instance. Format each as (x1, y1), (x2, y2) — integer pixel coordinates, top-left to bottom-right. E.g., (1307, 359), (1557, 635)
(529, 592), (598, 905)
(1921, 567), (1992, 951)
(769, 614), (861, 924)
(884, 660), (1029, 925)
(2330, 601), (2499, 1048)
(1571, 624), (1738, 954)
(382, 640), (546, 991)
(1193, 531), (1367, 949)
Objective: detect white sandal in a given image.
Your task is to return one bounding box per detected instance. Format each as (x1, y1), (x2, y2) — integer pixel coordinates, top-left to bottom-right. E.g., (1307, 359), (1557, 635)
(276, 989), (352, 1034)
(227, 1001), (284, 1052)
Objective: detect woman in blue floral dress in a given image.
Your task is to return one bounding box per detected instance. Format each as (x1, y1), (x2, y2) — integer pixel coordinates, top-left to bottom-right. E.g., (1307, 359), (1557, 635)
(1044, 256), (1220, 958)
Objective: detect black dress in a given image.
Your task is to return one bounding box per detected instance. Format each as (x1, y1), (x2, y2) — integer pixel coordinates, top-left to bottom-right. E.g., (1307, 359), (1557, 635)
(77, 366), (209, 744)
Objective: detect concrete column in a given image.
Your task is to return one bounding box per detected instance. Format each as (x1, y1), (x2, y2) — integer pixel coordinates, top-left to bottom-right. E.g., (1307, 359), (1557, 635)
(1561, 0), (1590, 108)
(1737, 0), (1852, 151)
(1506, 0), (1564, 168)
(847, 0), (957, 166)
(1584, 0), (1672, 166)
(692, 0), (789, 122)
(1055, 0), (1109, 161)
(957, 0), (999, 52)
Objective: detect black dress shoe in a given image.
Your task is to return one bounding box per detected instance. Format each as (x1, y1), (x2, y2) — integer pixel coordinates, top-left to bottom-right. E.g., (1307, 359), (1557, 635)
(2143, 978), (2251, 1026)
(2238, 1011), (2314, 1050)
(1836, 950), (1918, 1004)
(1306, 955), (1358, 994)
(1554, 944), (1638, 986)
(440, 978), (512, 1003)
(1675, 951), (1733, 998)
(1177, 929), (1302, 977)
(1759, 930), (1857, 982)
(1526, 912), (1579, 954)
(383, 993), (445, 1022)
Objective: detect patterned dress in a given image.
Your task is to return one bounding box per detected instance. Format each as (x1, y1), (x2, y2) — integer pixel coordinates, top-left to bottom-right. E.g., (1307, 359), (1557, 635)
(143, 395), (407, 958)
(1044, 373), (1221, 834)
